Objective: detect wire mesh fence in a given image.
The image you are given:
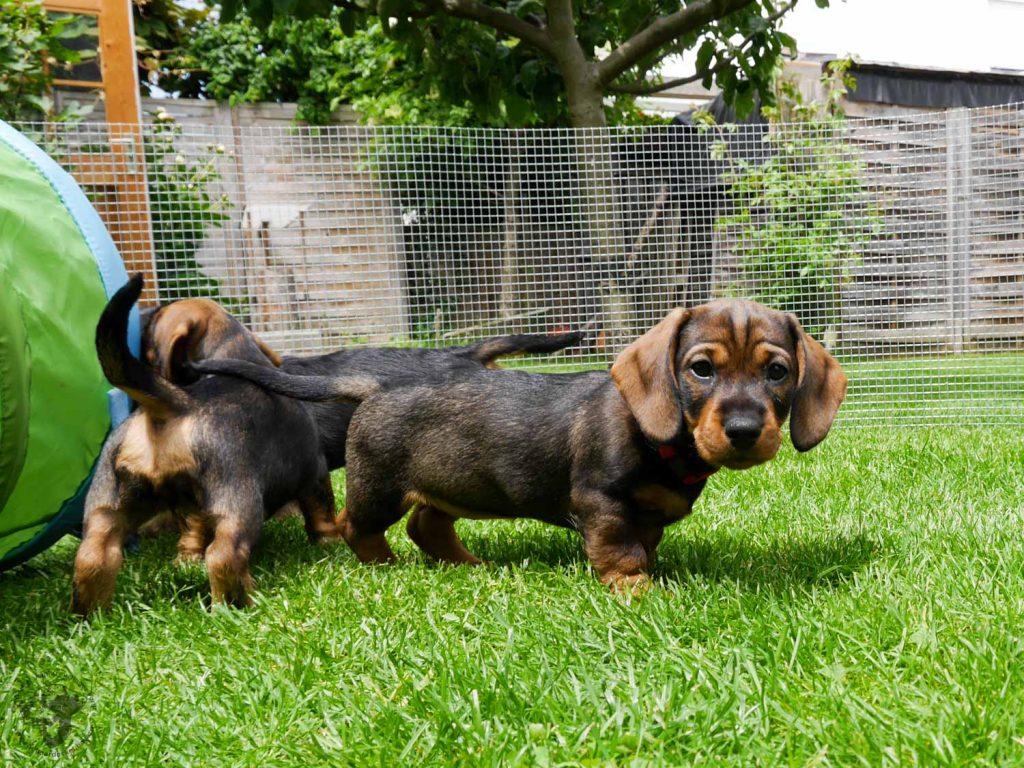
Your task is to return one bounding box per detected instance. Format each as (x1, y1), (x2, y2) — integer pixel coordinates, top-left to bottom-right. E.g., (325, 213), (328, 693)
(12, 101), (1024, 427)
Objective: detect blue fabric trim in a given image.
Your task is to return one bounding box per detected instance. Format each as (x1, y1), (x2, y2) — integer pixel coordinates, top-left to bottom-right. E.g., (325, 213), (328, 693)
(0, 120), (139, 421)
(107, 389), (132, 426)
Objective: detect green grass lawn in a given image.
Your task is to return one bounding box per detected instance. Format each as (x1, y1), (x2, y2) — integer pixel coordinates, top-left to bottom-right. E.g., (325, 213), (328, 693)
(2, 425), (1023, 766)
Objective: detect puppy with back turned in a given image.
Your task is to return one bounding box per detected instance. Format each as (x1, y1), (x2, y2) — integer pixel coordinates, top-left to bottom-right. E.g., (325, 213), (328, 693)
(71, 275), (338, 616)
(133, 295), (284, 539)
(194, 300), (847, 589)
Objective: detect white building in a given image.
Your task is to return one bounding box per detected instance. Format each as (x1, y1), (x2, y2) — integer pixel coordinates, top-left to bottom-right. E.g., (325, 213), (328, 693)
(644, 0), (1024, 115)
(782, 0), (1024, 73)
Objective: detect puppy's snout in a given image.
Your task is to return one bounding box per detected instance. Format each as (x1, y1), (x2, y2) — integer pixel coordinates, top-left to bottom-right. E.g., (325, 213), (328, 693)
(723, 414), (764, 450)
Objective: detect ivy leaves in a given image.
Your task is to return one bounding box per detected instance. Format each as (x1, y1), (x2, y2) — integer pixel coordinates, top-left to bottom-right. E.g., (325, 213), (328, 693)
(0, 0), (95, 122)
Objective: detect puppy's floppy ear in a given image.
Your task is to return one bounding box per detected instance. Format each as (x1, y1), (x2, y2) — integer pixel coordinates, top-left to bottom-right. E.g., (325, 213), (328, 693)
(161, 320), (197, 381)
(251, 333), (282, 367)
(786, 314), (848, 451)
(611, 308), (690, 444)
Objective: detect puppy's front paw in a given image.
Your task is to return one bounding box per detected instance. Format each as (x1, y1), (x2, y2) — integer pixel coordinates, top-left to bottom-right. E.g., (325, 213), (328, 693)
(311, 529), (344, 545)
(174, 550), (205, 567)
(603, 572), (654, 599)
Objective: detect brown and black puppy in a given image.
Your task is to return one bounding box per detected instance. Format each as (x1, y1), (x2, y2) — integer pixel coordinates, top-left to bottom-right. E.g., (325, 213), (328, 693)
(193, 300), (847, 589)
(134, 297), (285, 539)
(71, 276), (338, 616)
(137, 298), (580, 547)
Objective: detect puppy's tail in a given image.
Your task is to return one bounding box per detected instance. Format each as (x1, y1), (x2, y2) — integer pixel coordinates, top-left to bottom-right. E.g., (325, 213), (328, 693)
(97, 274), (191, 418)
(189, 359), (379, 404)
(458, 331), (584, 367)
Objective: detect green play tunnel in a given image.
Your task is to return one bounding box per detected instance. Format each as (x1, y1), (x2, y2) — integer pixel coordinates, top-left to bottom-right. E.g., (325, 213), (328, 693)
(0, 120), (136, 571)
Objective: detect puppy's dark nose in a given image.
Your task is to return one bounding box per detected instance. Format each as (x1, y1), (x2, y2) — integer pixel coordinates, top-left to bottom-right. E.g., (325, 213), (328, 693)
(724, 415), (763, 449)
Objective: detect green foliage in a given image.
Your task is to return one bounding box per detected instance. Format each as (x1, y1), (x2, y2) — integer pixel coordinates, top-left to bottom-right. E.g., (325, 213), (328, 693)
(176, 11), (480, 126)
(218, 0), (819, 125)
(714, 60), (882, 340)
(144, 108), (232, 303)
(172, 8), (655, 127)
(341, 20), (569, 127)
(0, 0), (95, 122)
(133, 0), (212, 98)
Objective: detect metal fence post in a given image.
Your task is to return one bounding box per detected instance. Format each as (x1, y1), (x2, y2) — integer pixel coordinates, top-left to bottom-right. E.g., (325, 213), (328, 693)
(945, 108), (972, 354)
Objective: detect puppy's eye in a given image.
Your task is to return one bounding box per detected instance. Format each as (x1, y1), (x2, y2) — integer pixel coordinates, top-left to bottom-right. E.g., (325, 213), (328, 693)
(690, 360), (714, 379)
(767, 362), (789, 381)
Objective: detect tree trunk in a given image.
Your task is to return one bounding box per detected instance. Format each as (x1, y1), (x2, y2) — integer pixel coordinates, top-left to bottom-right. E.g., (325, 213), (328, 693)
(543, 0), (630, 348)
(562, 69), (606, 129)
(558, 63), (632, 348)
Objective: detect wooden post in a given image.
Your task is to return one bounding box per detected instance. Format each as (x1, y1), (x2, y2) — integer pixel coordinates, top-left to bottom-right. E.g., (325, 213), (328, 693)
(96, 0), (140, 126)
(44, 0), (156, 299)
(100, 0), (156, 299)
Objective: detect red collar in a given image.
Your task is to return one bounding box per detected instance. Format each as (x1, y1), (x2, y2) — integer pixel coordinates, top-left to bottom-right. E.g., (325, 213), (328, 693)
(657, 444), (719, 486)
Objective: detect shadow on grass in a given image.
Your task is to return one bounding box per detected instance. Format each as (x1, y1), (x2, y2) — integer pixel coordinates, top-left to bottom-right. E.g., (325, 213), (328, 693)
(0, 523), (318, 641)
(654, 532), (882, 590)
(483, 529), (879, 591)
(0, 518), (881, 640)
(254, 517), (882, 593)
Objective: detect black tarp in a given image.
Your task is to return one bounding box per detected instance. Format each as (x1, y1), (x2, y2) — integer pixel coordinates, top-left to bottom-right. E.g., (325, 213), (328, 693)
(843, 61), (1024, 109)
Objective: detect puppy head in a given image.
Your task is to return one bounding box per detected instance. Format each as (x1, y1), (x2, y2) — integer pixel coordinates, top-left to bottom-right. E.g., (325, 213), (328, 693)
(142, 298), (281, 384)
(611, 300), (847, 470)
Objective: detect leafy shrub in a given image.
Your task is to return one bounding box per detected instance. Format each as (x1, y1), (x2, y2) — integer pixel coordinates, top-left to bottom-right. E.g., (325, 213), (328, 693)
(713, 60), (881, 340)
(0, 0), (95, 122)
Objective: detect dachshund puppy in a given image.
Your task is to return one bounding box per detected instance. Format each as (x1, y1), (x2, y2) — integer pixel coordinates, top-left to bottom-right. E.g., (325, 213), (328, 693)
(71, 276), (337, 616)
(193, 300), (847, 589)
(134, 298), (284, 539)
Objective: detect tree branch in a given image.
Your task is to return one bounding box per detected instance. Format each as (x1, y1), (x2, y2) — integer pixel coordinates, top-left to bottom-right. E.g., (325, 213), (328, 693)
(597, 0), (757, 86)
(435, 0), (553, 54)
(607, 0), (797, 96)
(544, 0), (606, 125)
(543, 0), (587, 68)
(608, 67), (721, 95)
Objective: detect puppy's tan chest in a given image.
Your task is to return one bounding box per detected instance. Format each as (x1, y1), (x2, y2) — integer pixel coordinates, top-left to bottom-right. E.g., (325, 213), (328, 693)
(115, 416), (198, 485)
(631, 484), (694, 520)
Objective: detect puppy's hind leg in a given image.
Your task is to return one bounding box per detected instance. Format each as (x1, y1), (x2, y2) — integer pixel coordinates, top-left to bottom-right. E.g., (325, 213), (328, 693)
(299, 475), (341, 544)
(205, 499), (261, 609)
(71, 456), (148, 617)
(336, 476), (406, 565)
(72, 505), (133, 617)
(406, 505), (482, 565)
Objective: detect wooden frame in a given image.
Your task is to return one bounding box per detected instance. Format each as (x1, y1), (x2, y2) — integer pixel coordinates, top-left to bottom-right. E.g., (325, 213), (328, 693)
(44, 0), (156, 292)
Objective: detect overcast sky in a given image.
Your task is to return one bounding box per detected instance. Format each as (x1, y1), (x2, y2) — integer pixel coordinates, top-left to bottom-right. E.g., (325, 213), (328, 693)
(665, 0), (1024, 77)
